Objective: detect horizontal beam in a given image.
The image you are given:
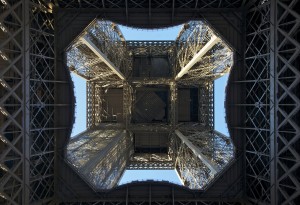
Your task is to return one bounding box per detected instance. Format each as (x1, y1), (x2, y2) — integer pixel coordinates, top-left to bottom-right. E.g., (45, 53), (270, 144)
(175, 130), (220, 175)
(175, 35), (220, 80)
(80, 36), (125, 80)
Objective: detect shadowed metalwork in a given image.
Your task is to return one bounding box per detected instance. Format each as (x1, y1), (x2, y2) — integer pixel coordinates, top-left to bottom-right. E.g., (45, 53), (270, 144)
(0, 0), (299, 204)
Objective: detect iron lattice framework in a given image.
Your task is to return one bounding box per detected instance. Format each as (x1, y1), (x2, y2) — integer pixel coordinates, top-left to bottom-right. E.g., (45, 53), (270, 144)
(244, 1), (300, 204)
(0, 0), (299, 205)
(64, 19), (234, 190)
(0, 1), (57, 204)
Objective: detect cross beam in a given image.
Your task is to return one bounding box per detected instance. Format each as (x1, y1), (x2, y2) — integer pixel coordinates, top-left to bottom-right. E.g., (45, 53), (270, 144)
(175, 35), (220, 80)
(80, 36), (125, 80)
(175, 130), (220, 175)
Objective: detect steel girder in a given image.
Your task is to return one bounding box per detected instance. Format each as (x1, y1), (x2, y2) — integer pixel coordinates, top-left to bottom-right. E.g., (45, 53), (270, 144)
(244, 2), (273, 203)
(2, 0), (299, 204)
(0, 4), (239, 203)
(61, 200), (241, 205)
(175, 21), (233, 83)
(51, 1), (247, 30)
(0, 0), (58, 204)
(0, 2), (27, 203)
(66, 129), (132, 189)
(172, 128), (234, 189)
(55, 1), (245, 9)
(58, 181), (242, 205)
(245, 0), (300, 204)
(198, 82), (214, 128)
(128, 153), (174, 170)
(67, 19), (130, 81)
(271, 1), (300, 204)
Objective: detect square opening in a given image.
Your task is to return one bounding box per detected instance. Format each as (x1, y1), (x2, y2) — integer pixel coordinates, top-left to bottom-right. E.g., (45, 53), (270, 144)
(178, 87), (199, 122)
(101, 88), (123, 123)
(133, 56), (171, 77)
(132, 87), (169, 123)
(134, 132), (169, 154)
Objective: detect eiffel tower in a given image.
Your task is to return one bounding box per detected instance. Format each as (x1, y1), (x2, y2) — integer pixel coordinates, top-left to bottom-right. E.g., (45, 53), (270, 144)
(66, 19), (233, 190)
(0, 1), (299, 204)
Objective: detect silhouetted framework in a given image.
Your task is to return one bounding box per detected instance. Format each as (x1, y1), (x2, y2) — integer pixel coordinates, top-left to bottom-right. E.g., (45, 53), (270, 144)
(0, 1), (299, 205)
(243, 1), (300, 204)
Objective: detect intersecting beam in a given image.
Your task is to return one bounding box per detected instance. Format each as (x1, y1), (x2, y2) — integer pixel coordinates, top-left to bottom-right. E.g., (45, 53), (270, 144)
(175, 130), (220, 175)
(175, 35), (220, 80)
(80, 36), (125, 80)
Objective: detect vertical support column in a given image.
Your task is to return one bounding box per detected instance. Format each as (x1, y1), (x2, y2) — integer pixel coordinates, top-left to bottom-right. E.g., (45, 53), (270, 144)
(198, 82), (213, 128)
(274, 1), (300, 204)
(170, 82), (178, 127)
(123, 83), (132, 129)
(270, 0), (277, 204)
(94, 84), (102, 125)
(209, 82), (214, 129)
(86, 82), (96, 128)
(244, 2), (272, 203)
(91, 82), (96, 126)
(22, 0), (30, 203)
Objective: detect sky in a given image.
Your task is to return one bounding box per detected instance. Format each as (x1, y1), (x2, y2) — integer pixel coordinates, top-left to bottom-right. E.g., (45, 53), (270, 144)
(70, 24), (229, 185)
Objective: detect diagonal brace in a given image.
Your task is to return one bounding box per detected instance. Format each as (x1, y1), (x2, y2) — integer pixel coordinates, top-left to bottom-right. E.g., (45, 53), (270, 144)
(175, 35), (220, 80)
(175, 130), (220, 175)
(80, 35), (125, 80)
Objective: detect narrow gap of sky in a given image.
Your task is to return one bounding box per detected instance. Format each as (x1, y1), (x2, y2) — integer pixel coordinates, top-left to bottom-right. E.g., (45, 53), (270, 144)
(118, 25), (182, 40)
(70, 73), (86, 137)
(119, 170), (182, 185)
(214, 74), (229, 136)
(70, 23), (229, 185)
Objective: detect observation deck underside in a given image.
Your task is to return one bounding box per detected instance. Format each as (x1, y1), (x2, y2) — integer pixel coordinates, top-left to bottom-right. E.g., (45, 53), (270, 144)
(1, 1), (298, 204)
(65, 20), (234, 190)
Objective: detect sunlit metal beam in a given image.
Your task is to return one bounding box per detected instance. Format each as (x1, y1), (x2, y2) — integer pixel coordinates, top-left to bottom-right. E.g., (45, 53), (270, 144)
(80, 36), (125, 80)
(175, 35), (220, 80)
(175, 130), (220, 175)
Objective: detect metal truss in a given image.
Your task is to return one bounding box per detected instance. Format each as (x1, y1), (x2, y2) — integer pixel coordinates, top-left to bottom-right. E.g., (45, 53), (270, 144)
(55, 0), (245, 9)
(87, 82), (124, 128)
(74, 17), (234, 188)
(198, 82), (214, 128)
(50, 1), (248, 30)
(86, 82), (96, 128)
(128, 153), (174, 170)
(123, 83), (133, 128)
(171, 132), (213, 189)
(127, 41), (175, 58)
(244, 0), (300, 204)
(67, 19), (131, 81)
(244, 2), (272, 203)
(59, 180), (242, 204)
(175, 21), (233, 83)
(170, 82), (178, 126)
(1, 0), (57, 204)
(68, 20), (232, 85)
(2, 0), (298, 204)
(172, 128), (234, 189)
(61, 200), (241, 205)
(66, 129), (133, 189)
(273, 0), (300, 203)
